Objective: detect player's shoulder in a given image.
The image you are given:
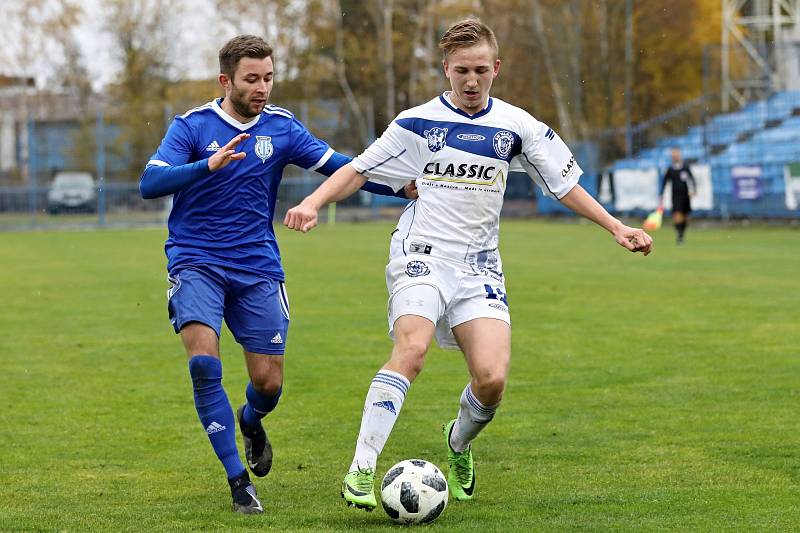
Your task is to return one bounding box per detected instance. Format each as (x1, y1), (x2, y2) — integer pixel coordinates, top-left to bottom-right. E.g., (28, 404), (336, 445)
(171, 100), (222, 138)
(178, 100), (216, 121)
(393, 97), (442, 122)
(488, 97), (542, 131)
(262, 104), (296, 121)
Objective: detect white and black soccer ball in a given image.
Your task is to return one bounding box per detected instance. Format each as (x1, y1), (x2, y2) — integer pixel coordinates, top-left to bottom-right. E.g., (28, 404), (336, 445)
(380, 459), (448, 525)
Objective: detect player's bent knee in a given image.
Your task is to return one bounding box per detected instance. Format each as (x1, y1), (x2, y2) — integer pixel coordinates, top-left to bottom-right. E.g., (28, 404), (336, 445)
(247, 362), (283, 394)
(473, 372), (507, 402)
(250, 373), (283, 395)
(388, 343), (428, 379)
(397, 340), (428, 362)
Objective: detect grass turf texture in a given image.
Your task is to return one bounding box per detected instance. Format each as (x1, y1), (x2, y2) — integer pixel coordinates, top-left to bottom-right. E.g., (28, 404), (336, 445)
(1, 220), (798, 531)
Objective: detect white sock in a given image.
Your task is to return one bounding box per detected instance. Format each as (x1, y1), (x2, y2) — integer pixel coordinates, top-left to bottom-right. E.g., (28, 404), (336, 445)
(349, 369), (410, 472)
(450, 383), (499, 453)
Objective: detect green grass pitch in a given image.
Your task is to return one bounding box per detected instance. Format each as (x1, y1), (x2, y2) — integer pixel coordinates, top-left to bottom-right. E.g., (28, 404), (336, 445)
(1, 220), (798, 531)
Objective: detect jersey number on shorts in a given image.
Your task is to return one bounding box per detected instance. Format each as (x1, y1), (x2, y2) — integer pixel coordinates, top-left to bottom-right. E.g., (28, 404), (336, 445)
(483, 284), (508, 305)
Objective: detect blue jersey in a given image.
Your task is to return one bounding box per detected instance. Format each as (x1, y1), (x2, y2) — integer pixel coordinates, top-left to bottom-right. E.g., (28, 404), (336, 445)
(147, 99), (339, 280)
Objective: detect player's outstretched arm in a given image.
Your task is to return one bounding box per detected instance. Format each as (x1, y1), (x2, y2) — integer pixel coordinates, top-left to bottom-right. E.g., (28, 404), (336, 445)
(284, 163), (368, 233)
(139, 132), (251, 199)
(560, 184), (653, 256)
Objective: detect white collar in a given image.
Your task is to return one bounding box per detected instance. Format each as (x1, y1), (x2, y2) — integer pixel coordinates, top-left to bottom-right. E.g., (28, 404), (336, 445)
(212, 98), (261, 131)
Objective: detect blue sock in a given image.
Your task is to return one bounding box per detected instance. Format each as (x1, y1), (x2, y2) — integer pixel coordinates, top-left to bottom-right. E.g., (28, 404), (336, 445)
(242, 382), (282, 426)
(188, 355), (245, 480)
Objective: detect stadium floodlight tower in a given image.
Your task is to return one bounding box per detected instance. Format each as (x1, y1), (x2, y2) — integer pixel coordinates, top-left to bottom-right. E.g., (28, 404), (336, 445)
(722, 0), (800, 111)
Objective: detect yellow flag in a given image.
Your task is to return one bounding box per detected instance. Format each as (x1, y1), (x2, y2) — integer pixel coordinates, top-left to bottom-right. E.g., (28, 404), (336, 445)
(643, 207), (663, 230)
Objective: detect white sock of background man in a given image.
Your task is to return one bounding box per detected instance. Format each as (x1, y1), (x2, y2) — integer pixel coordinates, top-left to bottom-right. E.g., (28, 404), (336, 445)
(349, 369), (410, 472)
(450, 383), (499, 452)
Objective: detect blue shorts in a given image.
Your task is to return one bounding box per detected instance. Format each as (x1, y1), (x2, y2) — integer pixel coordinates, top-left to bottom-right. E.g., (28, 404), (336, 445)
(167, 264), (290, 355)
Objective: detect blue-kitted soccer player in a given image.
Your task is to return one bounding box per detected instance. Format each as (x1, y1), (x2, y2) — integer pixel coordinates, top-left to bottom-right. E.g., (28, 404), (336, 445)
(139, 34), (412, 515)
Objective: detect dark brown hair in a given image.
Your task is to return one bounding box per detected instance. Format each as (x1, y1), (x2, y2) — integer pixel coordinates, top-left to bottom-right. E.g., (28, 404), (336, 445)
(218, 35), (273, 78)
(439, 18), (499, 59)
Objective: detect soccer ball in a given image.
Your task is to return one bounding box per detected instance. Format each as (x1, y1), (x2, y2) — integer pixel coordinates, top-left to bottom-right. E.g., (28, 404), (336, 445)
(380, 459), (448, 524)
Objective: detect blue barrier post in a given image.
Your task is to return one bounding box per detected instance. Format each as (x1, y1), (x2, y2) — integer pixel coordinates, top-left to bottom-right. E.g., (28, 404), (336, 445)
(96, 104), (106, 227)
(27, 116), (37, 225)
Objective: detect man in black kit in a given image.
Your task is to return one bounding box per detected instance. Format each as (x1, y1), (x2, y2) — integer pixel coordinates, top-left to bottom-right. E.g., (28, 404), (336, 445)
(660, 148), (696, 244)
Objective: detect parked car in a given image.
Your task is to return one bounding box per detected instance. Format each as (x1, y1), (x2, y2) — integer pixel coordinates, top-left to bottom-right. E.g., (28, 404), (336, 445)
(47, 172), (97, 214)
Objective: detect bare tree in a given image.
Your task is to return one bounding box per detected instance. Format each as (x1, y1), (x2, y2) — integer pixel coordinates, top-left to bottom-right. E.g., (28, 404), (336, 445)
(367, 0), (397, 121)
(407, 0), (427, 107)
(597, 0), (613, 130)
(0, 0), (83, 182)
(530, 0), (574, 139)
(562, 0), (588, 138)
(216, 0), (310, 82)
(330, 0), (371, 145)
(100, 0), (182, 180)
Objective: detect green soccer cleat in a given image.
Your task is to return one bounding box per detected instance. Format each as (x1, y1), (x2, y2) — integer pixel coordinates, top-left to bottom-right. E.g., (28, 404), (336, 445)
(444, 419), (475, 501)
(341, 468), (377, 511)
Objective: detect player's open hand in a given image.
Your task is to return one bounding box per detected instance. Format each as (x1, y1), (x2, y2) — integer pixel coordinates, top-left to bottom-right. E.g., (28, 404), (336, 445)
(208, 133), (250, 172)
(284, 200), (319, 233)
(614, 225), (653, 256)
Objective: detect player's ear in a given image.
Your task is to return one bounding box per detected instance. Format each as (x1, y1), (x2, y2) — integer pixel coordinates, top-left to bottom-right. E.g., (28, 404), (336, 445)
(218, 73), (231, 91)
(442, 58), (450, 79)
(492, 58), (501, 78)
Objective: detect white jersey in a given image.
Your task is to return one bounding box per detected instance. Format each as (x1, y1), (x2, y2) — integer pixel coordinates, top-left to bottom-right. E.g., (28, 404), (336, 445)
(351, 93), (582, 269)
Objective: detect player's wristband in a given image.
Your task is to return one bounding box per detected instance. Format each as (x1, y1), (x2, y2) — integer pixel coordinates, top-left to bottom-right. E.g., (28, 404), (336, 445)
(360, 180), (408, 198)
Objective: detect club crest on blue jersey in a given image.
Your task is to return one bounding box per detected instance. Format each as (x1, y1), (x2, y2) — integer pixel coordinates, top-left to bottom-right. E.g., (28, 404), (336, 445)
(493, 130), (515, 158)
(423, 127), (448, 152)
(405, 260), (430, 277)
(254, 135), (273, 163)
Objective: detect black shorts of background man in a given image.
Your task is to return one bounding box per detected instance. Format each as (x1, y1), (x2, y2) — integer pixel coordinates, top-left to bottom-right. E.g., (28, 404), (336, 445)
(660, 148), (696, 244)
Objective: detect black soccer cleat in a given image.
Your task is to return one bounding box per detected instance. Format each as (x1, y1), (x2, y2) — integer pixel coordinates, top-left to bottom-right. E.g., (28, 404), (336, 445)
(237, 405), (273, 477)
(229, 470), (264, 514)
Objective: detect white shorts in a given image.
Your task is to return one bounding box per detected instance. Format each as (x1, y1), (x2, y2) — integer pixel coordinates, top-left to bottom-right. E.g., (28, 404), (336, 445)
(386, 255), (510, 350)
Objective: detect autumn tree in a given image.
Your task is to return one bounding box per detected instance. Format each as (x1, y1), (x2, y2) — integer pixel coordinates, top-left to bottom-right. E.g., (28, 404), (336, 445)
(0, 0), (84, 183)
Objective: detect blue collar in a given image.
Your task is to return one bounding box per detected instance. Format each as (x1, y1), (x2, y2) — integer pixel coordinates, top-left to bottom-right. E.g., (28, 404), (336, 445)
(439, 93), (493, 120)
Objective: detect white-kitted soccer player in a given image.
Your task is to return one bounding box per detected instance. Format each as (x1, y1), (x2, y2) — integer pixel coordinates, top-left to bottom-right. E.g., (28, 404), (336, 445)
(285, 18), (653, 511)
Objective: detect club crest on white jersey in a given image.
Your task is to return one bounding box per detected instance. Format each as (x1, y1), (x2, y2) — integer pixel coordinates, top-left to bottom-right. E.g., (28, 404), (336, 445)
(493, 130), (515, 158)
(255, 135), (273, 163)
(424, 127), (448, 152)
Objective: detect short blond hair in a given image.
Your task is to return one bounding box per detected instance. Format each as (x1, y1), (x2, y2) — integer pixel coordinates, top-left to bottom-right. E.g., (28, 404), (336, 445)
(439, 18), (499, 59)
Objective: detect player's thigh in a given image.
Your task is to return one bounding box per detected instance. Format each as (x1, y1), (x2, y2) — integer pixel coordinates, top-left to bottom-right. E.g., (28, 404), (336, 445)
(167, 266), (226, 356)
(388, 282), (444, 338)
(181, 323), (220, 357)
(392, 312), (438, 353)
(386, 313), (437, 378)
(225, 274), (289, 356)
(452, 317), (511, 382)
(449, 276), (511, 383)
(386, 255), (453, 337)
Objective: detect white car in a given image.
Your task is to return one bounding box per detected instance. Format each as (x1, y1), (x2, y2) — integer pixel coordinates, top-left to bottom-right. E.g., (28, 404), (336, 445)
(47, 172), (97, 214)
